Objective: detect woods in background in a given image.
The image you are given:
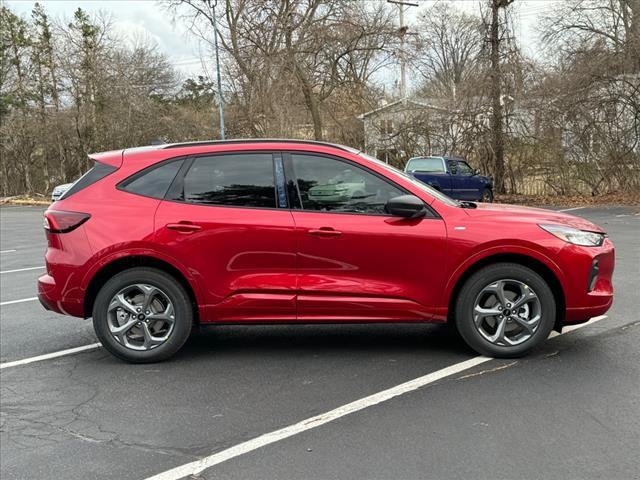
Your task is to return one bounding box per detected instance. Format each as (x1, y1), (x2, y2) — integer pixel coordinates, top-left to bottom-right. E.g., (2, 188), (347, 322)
(1, 0), (638, 197)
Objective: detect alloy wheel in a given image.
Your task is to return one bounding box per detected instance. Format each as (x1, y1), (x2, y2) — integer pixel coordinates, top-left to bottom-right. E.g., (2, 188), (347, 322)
(107, 284), (175, 351)
(472, 279), (542, 346)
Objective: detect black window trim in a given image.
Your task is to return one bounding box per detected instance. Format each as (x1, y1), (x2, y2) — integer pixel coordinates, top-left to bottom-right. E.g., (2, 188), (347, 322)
(116, 155), (188, 200)
(282, 151), (439, 219)
(59, 161), (118, 200)
(165, 150), (282, 211)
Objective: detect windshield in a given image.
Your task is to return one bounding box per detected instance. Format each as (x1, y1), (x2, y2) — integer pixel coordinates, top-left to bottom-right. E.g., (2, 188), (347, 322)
(354, 151), (459, 207)
(406, 157), (445, 173)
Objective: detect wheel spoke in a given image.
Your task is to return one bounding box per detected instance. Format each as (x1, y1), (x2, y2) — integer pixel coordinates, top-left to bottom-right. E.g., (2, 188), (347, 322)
(108, 294), (138, 315)
(139, 284), (161, 312)
(488, 316), (507, 344)
(512, 285), (537, 309)
(486, 280), (508, 306)
(511, 313), (540, 334)
(109, 317), (138, 342)
(473, 305), (501, 326)
(147, 302), (175, 323)
(141, 322), (166, 349)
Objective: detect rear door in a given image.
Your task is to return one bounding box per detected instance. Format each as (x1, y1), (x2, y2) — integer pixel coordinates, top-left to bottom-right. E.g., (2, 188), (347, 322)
(154, 151), (297, 321)
(288, 152), (448, 321)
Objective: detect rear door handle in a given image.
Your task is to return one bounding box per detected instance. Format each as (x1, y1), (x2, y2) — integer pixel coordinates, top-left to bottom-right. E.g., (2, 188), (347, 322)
(166, 222), (202, 233)
(308, 227), (342, 238)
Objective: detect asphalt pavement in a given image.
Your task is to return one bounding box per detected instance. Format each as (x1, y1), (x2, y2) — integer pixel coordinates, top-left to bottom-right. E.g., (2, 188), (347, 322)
(1, 205), (638, 480)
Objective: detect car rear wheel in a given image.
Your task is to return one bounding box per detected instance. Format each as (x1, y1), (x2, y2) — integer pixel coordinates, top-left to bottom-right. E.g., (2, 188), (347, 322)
(92, 267), (193, 363)
(454, 263), (555, 358)
(481, 188), (494, 202)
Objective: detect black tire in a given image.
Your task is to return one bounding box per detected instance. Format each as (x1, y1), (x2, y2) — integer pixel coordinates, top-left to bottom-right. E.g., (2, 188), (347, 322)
(454, 263), (555, 358)
(92, 267), (193, 363)
(480, 188), (494, 202)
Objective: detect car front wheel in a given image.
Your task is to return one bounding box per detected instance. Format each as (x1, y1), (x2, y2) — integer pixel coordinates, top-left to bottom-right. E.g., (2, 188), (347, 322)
(92, 267), (193, 363)
(455, 263), (555, 358)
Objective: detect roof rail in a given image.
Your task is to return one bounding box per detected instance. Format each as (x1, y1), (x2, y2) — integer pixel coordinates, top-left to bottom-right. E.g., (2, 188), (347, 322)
(162, 138), (355, 153)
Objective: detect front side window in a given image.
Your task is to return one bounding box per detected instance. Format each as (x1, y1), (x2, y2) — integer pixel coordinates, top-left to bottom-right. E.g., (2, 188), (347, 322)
(292, 154), (404, 215)
(182, 153), (276, 208)
(456, 161), (474, 175)
(357, 151), (458, 207)
(121, 159), (183, 199)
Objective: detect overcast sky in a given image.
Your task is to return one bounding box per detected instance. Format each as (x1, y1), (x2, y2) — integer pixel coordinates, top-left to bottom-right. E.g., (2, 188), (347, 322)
(7, 0), (561, 85)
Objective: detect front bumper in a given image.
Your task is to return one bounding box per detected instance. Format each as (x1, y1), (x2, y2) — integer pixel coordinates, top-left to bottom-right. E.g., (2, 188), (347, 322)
(563, 238), (615, 324)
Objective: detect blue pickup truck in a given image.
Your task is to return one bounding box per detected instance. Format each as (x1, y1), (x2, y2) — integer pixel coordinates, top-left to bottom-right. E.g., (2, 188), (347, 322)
(404, 156), (494, 202)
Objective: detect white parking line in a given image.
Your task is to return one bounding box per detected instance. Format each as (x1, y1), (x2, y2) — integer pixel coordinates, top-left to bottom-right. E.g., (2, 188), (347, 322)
(0, 296), (38, 306)
(0, 249), (17, 254)
(0, 343), (101, 370)
(558, 206), (586, 212)
(0, 265), (45, 274)
(143, 314), (608, 480)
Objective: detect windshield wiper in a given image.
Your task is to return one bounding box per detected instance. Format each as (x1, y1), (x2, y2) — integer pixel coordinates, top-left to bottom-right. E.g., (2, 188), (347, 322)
(457, 201), (477, 209)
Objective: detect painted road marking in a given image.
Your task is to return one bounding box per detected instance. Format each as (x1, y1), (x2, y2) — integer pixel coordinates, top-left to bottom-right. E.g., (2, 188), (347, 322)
(0, 296), (39, 306)
(0, 265), (45, 274)
(0, 249), (17, 254)
(0, 343), (102, 370)
(558, 206), (586, 212)
(143, 315), (608, 480)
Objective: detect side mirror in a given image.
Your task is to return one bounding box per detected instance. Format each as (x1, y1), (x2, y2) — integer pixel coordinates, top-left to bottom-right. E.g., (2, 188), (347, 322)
(386, 195), (428, 219)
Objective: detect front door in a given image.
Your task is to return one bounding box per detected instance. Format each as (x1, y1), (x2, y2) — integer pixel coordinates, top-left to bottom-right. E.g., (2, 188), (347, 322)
(288, 153), (448, 321)
(448, 160), (482, 200)
(154, 152), (297, 321)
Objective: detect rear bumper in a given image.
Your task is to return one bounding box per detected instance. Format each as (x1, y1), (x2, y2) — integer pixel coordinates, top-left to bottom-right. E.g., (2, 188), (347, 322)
(37, 273), (84, 317)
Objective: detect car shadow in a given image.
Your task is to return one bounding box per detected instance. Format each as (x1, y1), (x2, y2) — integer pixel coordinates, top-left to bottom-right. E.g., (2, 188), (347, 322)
(175, 323), (475, 361)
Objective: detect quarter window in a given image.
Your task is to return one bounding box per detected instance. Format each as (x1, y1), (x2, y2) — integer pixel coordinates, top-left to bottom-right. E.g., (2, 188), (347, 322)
(121, 159), (183, 199)
(60, 161), (117, 200)
(292, 154), (404, 215)
(182, 154), (276, 208)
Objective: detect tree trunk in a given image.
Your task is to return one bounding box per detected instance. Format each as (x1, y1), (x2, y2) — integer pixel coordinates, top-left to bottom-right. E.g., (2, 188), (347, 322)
(489, 0), (507, 193)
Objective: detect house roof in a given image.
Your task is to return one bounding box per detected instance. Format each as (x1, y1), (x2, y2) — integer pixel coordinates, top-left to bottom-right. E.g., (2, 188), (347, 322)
(357, 97), (449, 120)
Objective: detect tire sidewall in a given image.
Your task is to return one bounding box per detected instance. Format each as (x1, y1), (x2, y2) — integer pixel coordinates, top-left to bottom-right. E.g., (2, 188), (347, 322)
(455, 264), (555, 358)
(92, 268), (192, 363)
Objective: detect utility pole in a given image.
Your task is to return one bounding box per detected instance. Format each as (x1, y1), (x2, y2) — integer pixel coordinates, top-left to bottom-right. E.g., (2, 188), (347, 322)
(488, 0), (513, 194)
(210, 0), (225, 140)
(388, 0), (418, 99)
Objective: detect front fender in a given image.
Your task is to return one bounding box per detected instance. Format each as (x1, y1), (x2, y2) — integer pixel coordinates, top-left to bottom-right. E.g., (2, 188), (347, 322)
(444, 242), (567, 302)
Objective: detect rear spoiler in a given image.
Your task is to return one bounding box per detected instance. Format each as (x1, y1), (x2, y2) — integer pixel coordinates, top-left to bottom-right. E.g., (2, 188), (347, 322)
(88, 149), (124, 169)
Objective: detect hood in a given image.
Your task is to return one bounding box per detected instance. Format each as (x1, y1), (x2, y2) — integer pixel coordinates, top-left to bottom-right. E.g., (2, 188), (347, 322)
(465, 203), (605, 233)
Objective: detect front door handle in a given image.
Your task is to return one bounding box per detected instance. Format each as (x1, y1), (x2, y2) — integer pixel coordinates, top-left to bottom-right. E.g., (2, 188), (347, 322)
(308, 227), (342, 238)
(166, 222), (202, 233)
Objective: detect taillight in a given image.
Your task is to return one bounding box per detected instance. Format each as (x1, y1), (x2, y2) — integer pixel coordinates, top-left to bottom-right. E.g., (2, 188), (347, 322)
(44, 210), (91, 233)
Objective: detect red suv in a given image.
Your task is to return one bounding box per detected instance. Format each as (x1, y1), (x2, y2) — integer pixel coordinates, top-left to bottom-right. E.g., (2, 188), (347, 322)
(38, 140), (614, 363)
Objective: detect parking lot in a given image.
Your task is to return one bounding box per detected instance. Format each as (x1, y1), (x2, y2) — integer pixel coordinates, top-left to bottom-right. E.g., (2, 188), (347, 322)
(1, 204), (639, 480)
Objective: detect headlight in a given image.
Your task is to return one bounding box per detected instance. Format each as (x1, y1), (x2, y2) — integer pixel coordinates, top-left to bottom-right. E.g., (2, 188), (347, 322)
(539, 224), (605, 247)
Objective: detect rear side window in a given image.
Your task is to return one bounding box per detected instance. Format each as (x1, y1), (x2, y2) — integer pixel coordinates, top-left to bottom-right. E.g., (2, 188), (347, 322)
(179, 153), (276, 208)
(120, 159), (183, 199)
(406, 158), (445, 173)
(60, 162), (117, 200)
